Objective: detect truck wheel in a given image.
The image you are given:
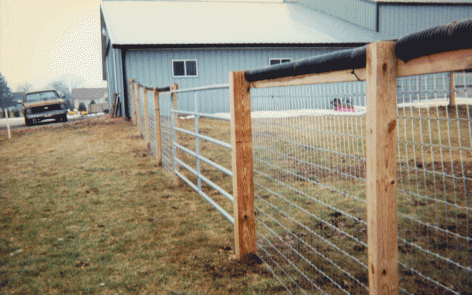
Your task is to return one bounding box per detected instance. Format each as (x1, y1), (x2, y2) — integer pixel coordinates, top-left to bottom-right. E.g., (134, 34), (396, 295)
(62, 114), (68, 122)
(25, 118), (33, 126)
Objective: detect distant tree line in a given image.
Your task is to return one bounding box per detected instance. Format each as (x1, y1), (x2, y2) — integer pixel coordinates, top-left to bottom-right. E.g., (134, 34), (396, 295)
(0, 72), (13, 118)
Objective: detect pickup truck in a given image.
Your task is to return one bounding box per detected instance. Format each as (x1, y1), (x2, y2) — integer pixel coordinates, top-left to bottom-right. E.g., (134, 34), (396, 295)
(19, 90), (68, 126)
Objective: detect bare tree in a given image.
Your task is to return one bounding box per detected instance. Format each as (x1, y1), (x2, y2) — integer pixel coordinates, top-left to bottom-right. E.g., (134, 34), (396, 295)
(0, 73), (13, 115)
(16, 82), (35, 93)
(60, 73), (86, 93)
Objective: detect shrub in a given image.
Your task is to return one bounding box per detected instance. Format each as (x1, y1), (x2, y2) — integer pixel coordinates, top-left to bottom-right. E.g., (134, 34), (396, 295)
(12, 109), (20, 118)
(78, 102), (87, 112)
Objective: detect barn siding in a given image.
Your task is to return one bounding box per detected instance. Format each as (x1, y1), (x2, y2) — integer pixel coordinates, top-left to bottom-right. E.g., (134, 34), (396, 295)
(105, 50), (115, 112)
(124, 47), (344, 113)
(379, 4), (472, 38)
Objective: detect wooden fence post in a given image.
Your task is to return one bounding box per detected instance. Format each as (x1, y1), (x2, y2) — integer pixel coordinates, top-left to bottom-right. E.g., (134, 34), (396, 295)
(449, 72), (456, 107)
(171, 84), (180, 187)
(143, 87), (151, 149)
(366, 41), (399, 295)
(136, 85), (143, 137)
(129, 79), (137, 125)
(153, 87), (162, 165)
(229, 71), (256, 259)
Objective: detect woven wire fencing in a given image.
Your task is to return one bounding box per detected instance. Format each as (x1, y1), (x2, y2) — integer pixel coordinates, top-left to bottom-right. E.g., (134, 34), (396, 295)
(396, 71), (472, 295)
(248, 71), (472, 294)
(159, 91), (174, 173)
(144, 88), (158, 156)
(251, 82), (369, 294)
(138, 86), (146, 143)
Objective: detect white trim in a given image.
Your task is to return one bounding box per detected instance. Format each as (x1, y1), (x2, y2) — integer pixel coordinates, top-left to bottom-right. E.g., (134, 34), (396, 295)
(172, 59), (198, 78)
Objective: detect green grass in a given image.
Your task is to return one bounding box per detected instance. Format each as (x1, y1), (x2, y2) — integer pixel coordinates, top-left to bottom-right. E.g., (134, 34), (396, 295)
(0, 117), (280, 294)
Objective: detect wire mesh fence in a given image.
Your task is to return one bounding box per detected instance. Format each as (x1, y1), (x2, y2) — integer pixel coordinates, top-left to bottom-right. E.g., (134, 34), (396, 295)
(251, 82), (369, 294)
(139, 86), (146, 143)
(126, 30), (472, 294)
(396, 71), (472, 295)
(159, 91), (174, 174)
(248, 71), (472, 294)
(145, 88), (158, 156)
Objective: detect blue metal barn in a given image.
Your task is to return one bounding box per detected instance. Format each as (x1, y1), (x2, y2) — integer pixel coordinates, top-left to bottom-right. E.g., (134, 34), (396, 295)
(100, 0), (472, 116)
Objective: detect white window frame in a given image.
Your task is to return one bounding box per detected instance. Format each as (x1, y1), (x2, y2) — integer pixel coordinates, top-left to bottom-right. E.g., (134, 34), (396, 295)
(172, 60), (198, 78)
(269, 58), (292, 66)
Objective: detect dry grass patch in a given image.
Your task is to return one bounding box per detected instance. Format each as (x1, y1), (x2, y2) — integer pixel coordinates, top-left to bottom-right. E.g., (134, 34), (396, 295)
(0, 117), (278, 294)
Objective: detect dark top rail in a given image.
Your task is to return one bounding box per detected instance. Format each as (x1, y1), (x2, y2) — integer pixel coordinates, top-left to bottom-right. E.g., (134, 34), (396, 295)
(395, 18), (472, 62)
(156, 86), (171, 92)
(244, 18), (472, 84)
(244, 46), (366, 83)
(135, 83), (171, 93)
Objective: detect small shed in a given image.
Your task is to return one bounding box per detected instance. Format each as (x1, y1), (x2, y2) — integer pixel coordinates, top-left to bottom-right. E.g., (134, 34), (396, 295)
(100, 0), (386, 117)
(72, 88), (108, 110)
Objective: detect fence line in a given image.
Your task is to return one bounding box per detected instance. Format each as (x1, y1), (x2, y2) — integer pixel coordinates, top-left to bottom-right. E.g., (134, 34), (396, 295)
(125, 19), (472, 295)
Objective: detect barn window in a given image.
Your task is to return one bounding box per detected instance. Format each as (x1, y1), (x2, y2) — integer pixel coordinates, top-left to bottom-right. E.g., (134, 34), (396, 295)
(172, 60), (197, 77)
(269, 58), (292, 66)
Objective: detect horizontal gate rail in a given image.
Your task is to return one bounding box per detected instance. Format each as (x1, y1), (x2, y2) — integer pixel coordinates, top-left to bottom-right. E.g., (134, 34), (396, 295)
(172, 110), (230, 121)
(174, 142), (233, 178)
(174, 168), (234, 224)
(169, 83), (234, 228)
(170, 83), (230, 93)
(174, 154), (233, 202)
(173, 126), (232, 149)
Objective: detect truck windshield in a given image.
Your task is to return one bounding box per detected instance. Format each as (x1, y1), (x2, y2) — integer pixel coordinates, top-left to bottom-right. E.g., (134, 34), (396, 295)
(25, 91), (59, 102)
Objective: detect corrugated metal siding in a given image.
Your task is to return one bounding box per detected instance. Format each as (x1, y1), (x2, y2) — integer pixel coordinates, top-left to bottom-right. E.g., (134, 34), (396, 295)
(125, 47), (344, 113)
(289, 0), (377, 31)
(105, 50), (115, 111)
(104, 47), (126, 116)
(114, 48), (125, 116)
(379, 4), (472, 38)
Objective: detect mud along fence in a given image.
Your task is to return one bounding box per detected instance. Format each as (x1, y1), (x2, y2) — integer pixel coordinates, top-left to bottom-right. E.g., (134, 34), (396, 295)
(126, 19), (472, 295)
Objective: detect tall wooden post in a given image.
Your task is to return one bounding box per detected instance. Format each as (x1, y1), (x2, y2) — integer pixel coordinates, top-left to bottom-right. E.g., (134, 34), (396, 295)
(143, 88), (151, 149)
(136, 85), (143, 137)
(229, 71), (256, 259)
(171, 84), (180, 187)
(153, 87), (162, 165)
(449, 72), (456, 107)
(129, 79), (137, 125)
(366, 41), (399, 295)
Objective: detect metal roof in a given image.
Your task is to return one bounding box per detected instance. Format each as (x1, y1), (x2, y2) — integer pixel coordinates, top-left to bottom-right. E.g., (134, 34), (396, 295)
(370, 0), (472, 3)
(100, 1), (386, 46)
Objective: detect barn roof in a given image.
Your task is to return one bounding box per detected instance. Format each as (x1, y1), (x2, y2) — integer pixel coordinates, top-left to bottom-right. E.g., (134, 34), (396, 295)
(100, 1), (386, 47)
(371, 0), (472, 3)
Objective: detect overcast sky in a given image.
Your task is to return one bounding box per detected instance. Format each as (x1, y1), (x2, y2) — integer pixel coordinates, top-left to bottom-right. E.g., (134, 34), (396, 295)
(1, 0), (283, 92)
(1, 0), (105, 91)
